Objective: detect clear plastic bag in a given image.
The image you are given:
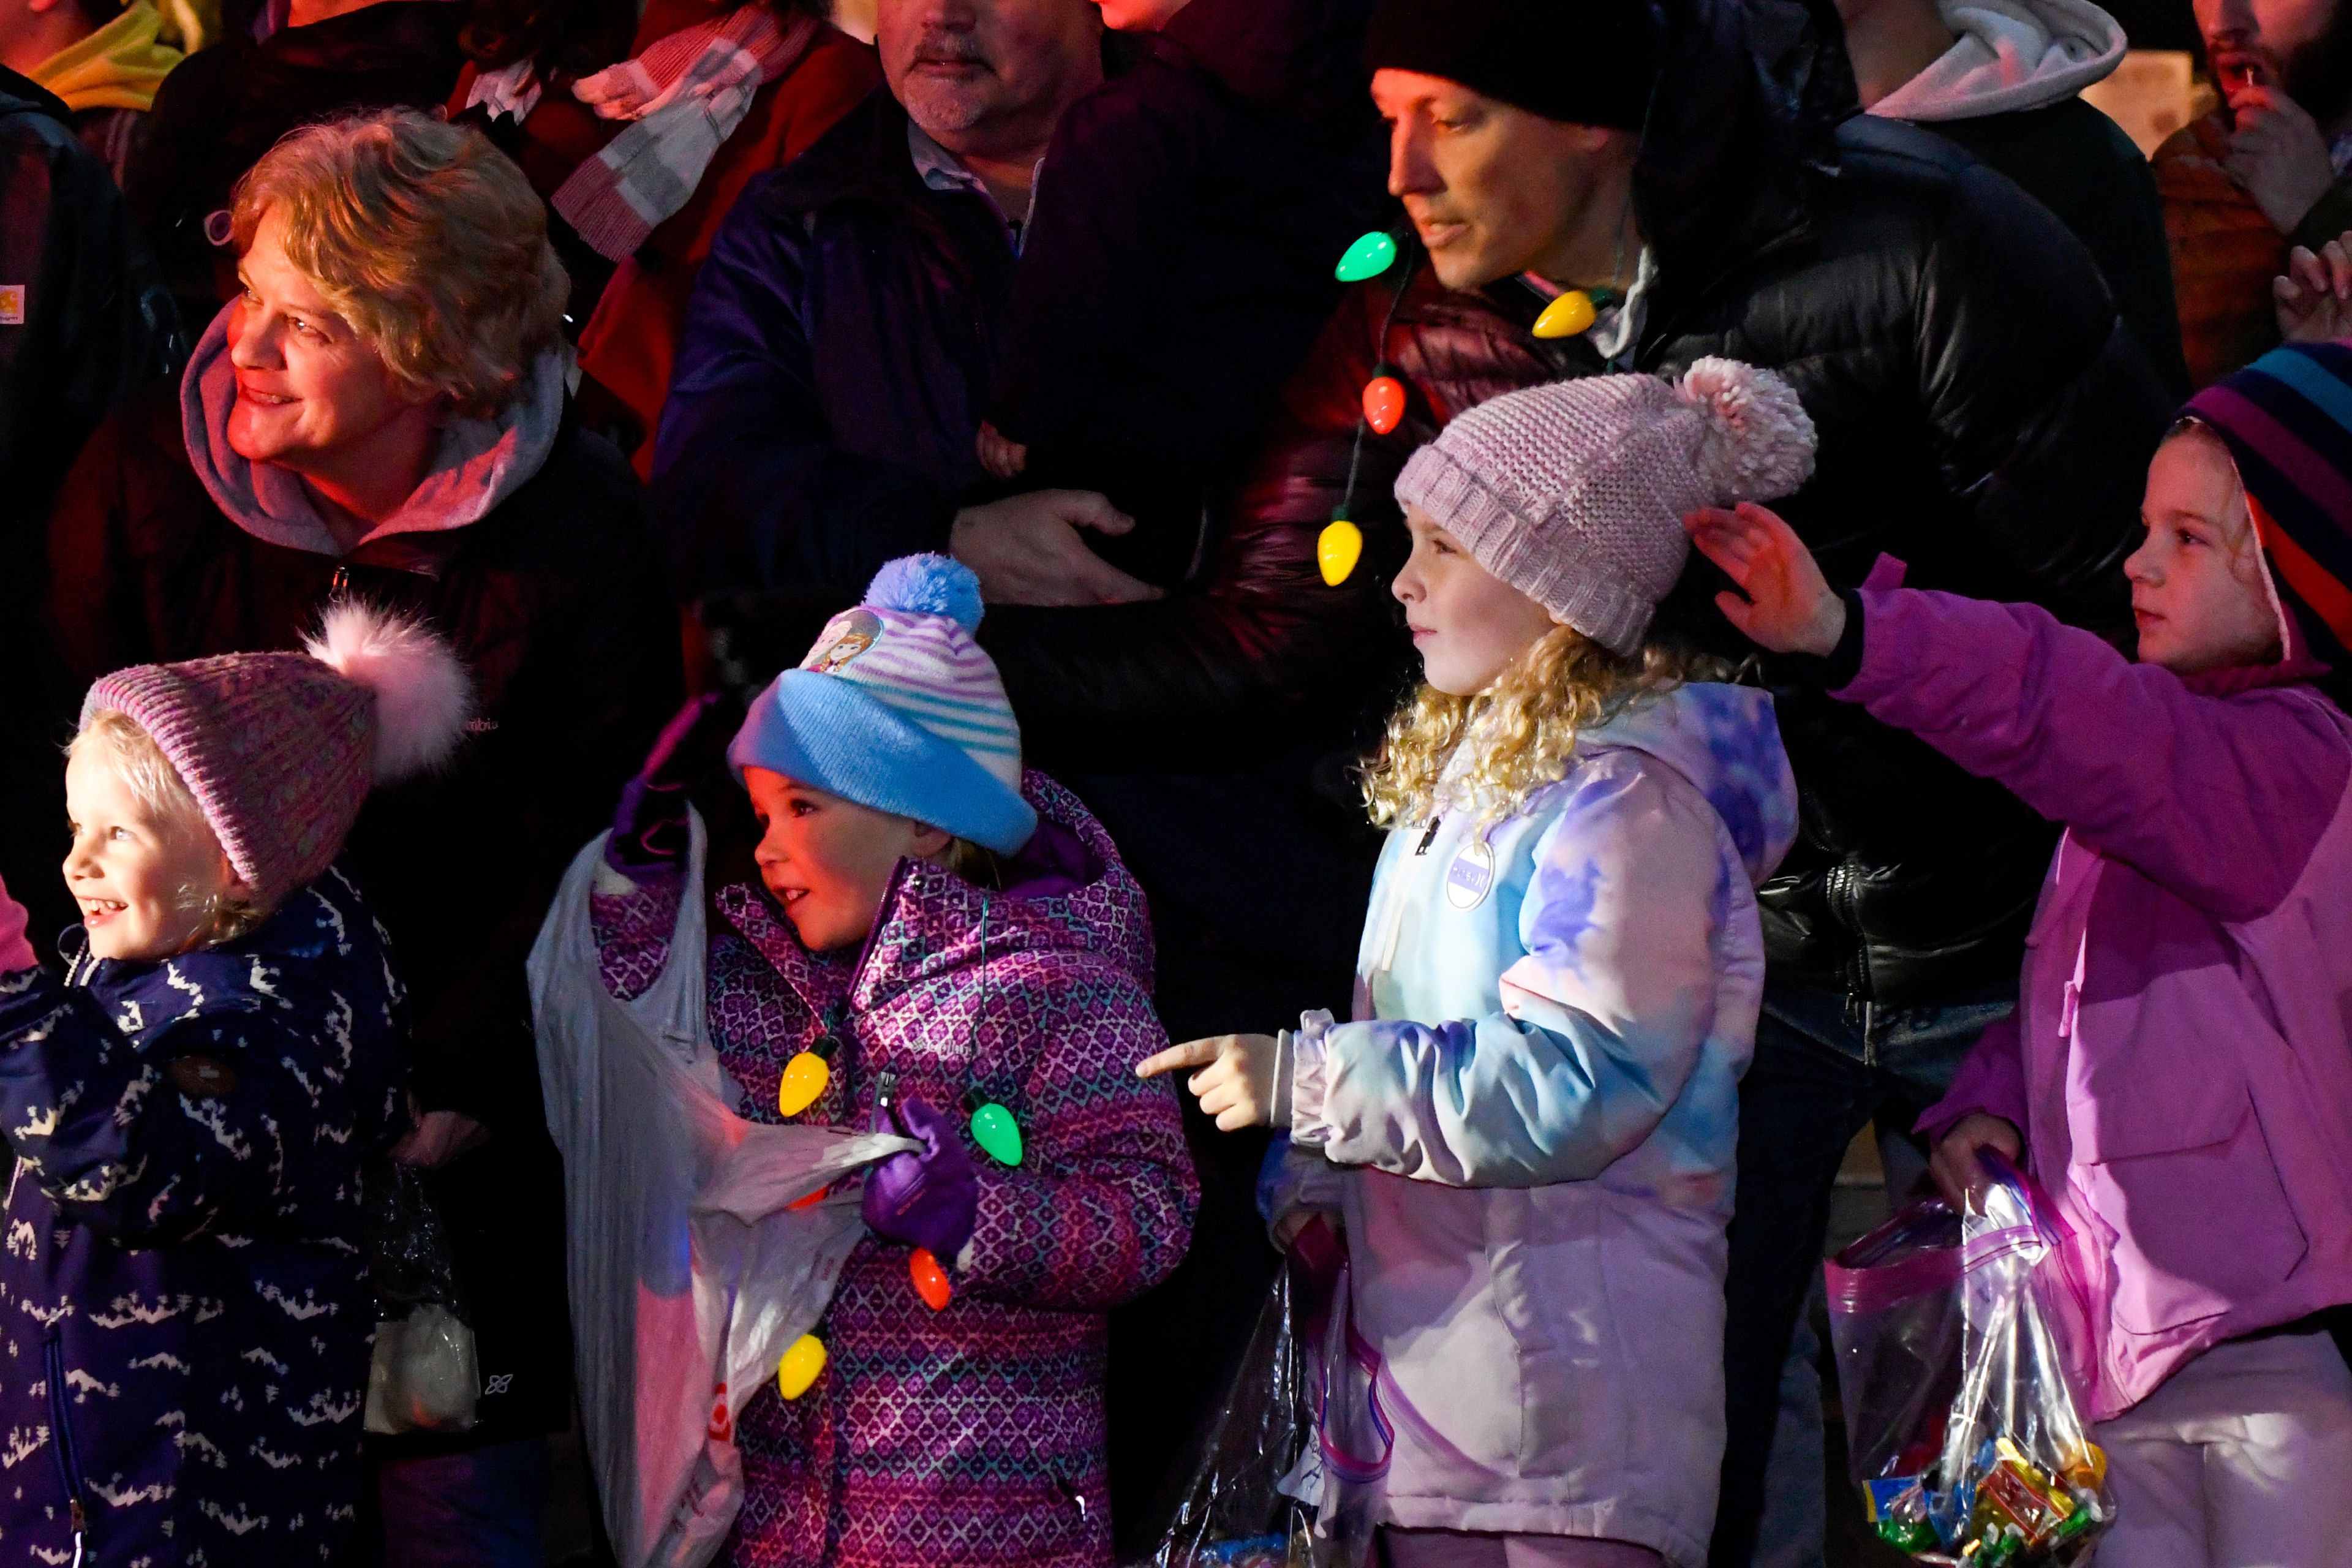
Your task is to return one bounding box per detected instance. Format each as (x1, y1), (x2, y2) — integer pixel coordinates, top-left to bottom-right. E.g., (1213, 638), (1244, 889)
(362, 1159), (480, 1435)
(1128, 1219), (1387, 1568)
(1825, 1153), (2112, 1566)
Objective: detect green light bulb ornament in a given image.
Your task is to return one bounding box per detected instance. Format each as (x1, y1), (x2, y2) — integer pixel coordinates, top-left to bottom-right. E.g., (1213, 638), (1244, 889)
(1334, 230), (1396, 283)
(964, 1088), (1023, 1167)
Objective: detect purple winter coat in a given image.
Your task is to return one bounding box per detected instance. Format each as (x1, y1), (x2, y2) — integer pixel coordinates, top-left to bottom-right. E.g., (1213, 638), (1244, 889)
(590, 773), (1197, 1567)
(1842, 581), (2352, 1419)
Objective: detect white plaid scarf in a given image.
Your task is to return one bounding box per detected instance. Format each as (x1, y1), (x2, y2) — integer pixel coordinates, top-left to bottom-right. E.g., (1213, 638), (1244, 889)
(469, 4), (821, 262)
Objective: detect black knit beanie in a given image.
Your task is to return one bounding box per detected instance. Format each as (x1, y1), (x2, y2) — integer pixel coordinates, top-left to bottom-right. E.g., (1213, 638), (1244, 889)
(1363, 0), (1662, 130)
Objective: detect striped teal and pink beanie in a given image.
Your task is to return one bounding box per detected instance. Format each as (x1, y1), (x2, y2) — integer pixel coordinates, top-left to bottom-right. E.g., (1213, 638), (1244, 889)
(2185, 341), (2352, 703)
(727, 556), (1036, 853)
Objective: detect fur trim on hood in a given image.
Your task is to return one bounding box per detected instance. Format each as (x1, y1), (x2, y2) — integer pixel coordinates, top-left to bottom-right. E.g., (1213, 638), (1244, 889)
(179, 303), (569, 556)
(1869, 0), (2124, 122)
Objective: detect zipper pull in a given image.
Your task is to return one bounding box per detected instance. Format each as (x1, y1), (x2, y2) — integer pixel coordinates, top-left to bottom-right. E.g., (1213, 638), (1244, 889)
(1415, 815), (1444, 856)
(870, 1070), (899, 1134)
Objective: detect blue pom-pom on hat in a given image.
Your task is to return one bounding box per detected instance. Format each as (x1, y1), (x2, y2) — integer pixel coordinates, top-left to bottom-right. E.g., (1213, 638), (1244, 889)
(864, 552), (983, 632)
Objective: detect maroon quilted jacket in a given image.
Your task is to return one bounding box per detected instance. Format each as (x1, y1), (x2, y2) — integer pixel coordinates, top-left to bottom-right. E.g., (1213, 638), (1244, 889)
(591, 772), (1197, 1568)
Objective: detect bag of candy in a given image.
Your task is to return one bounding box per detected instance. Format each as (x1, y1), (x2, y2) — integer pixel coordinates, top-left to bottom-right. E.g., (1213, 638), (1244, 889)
(1127, 1217), (1385, 1568)
(1825, 1152), (2111, 1566)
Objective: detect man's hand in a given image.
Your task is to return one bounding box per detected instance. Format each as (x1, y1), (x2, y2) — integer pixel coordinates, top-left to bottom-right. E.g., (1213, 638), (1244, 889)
(951, 489), (1164, 606)
(393, 1108), (491, 1169)
(974, 421), (1028, 480)
(2226, 83), (2338, 234)
(1928, 1113), (2024, 1212)
(1684, 503), (1847, 655)
(2277, 232), (2352, 342)
(1137, 1033), (1282, 1131)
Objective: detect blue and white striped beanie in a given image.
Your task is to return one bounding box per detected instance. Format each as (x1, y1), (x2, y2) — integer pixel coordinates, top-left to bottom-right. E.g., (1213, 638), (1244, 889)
(728, 556), (1037, 853)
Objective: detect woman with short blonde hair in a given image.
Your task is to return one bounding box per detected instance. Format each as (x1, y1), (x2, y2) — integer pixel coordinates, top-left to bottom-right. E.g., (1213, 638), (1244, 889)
(228, 110), (569, 417)
(44, 105), (683, 1567)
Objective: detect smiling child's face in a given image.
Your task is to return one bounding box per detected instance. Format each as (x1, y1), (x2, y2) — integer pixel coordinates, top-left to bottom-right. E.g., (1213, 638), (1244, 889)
(742, 768), (951, 953)
(62, 747), (241, 963)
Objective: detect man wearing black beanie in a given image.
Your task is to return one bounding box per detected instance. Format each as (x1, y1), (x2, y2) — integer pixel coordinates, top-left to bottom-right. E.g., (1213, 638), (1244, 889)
(1194, 0), (2176, 1564)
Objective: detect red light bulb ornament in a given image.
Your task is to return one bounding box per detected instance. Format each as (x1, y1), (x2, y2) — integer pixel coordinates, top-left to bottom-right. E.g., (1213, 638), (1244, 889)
(1362, 370), (1405, 436)
(910, 1248), (953, 1311)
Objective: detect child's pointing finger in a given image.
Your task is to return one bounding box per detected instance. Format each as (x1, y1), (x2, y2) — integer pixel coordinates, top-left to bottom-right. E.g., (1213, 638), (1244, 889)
(1135, 1038), (1222, 1079)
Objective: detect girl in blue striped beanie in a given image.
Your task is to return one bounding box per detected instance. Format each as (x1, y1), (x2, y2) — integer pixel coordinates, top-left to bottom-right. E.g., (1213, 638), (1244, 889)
(584, 555), (1197, 1568)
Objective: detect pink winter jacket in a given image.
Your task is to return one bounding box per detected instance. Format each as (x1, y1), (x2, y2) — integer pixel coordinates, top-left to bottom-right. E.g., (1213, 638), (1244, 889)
(1844, 582), (2352, 1420)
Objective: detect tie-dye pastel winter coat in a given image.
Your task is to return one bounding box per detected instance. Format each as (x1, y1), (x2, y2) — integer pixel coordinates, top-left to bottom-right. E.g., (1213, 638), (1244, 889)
(589, 772), (1196, 1568)
(0, 866), (404, 1566)
(1276, 683), (1796, 1568)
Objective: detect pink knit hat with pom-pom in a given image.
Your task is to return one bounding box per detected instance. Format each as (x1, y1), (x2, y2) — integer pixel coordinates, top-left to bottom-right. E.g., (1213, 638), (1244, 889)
(1395, 358), (1817, 654)
(80, 604), (473, 910)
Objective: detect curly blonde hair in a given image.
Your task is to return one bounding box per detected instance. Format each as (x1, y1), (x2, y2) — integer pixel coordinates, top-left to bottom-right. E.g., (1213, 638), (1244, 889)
(231, 109), (568, 417)
(1361, 627), (1732, 830)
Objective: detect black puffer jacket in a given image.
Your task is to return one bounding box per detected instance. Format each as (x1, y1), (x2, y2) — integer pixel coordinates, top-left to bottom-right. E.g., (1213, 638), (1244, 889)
(981, 0), (2174, 1007)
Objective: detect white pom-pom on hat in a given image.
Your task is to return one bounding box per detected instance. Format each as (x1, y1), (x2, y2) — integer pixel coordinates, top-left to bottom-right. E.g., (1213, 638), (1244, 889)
(1678, 356), (1817, 501)
(303, 601), (474, 782)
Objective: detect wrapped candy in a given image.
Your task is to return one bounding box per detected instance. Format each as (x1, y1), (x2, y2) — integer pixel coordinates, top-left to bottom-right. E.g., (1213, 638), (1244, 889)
(1826, 1155), (2114, 1566)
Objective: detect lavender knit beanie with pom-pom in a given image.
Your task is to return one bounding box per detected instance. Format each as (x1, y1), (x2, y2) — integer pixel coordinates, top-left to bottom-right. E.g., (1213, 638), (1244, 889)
(80, 604), (474, 910)
(1396, 358), (1817, 654)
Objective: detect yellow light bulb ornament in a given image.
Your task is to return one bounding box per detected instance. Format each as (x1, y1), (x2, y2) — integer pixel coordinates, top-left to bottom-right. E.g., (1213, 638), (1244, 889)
(1531, 290), (1598, 340)
(1318, 515), (1363, 587)
(777, 1026), (842, 1118)
(775, 1333), (827, 1399)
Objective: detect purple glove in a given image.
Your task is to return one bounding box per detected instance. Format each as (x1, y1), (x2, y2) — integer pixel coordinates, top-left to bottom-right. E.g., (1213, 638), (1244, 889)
(861, 1095), (978, 1259)
(606, 694), (737, 875)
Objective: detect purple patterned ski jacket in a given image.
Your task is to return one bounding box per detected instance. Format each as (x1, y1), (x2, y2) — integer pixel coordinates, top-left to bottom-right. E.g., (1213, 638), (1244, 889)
(590, 772), (1196, 1568)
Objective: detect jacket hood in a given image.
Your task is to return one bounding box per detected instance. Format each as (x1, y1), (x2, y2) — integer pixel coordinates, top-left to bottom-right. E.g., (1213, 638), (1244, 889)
(717, 771), (1156, 1015)
(1577, 682), (1799, 885)
(1868, 0), (2124, 121)
(180, 305), (568, 556)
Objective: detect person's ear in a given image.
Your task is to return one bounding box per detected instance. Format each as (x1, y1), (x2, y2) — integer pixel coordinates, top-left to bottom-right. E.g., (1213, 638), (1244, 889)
(909, 823), (953, 859)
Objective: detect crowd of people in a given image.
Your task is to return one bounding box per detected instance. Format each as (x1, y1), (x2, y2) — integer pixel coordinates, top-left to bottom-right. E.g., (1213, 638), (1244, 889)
(1, 0), (2350, 1563)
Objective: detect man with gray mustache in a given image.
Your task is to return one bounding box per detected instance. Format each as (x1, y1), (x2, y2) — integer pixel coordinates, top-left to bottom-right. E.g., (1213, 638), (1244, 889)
(651, 0), (1148, 614)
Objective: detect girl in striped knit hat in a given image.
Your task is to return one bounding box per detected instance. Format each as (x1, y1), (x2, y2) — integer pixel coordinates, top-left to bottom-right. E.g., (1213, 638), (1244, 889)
(1689, 341), (2352, 1567)
(587, 554), (1196, 1567)
(0, 605), (470, 1567)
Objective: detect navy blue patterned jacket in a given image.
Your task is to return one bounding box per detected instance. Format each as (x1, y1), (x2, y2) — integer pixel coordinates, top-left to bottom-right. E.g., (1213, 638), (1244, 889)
(0, 865), (404, 1566)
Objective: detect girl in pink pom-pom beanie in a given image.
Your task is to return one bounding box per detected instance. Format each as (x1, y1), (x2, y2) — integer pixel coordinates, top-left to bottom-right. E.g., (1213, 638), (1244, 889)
(0, 603), (469, 1568)
(1144, 360), (1812, 1566)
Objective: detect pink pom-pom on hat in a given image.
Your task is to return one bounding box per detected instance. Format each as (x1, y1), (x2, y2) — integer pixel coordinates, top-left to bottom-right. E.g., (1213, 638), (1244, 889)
(80, 603), (473, 911)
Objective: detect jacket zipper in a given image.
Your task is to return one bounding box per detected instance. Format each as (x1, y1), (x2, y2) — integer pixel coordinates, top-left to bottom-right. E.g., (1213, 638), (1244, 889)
(43, 1333), (86, 1566)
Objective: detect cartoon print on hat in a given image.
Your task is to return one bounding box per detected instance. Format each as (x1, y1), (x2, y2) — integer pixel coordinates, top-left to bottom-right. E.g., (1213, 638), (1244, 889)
(806, 609), (881, 674)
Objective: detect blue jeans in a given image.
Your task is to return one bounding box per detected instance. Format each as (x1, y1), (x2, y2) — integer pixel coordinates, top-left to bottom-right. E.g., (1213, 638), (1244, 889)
(1707, 978), (2014, 1568)
(373, 1437), (551, 1568)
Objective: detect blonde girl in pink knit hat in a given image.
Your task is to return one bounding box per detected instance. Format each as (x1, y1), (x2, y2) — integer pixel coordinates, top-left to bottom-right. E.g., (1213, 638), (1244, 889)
(0, 603), (467, 1568)
(1145, 361), (1814, 1566)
